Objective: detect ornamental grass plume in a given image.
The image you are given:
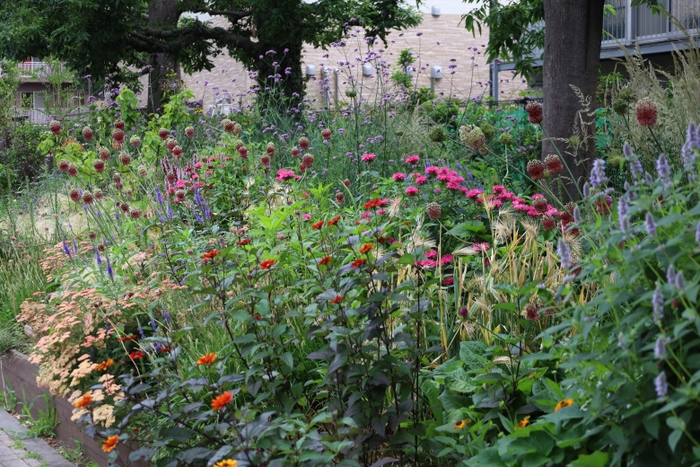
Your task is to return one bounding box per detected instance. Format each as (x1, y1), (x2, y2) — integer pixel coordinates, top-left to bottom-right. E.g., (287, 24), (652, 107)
(635, 97), (658, 127)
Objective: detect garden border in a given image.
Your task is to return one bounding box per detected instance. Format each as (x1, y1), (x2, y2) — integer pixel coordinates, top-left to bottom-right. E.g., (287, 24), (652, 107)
(0, 350), (149, 467)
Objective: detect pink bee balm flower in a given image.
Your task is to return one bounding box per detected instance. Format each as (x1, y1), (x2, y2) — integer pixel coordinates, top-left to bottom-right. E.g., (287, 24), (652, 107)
(405, 186), (419, 196)
(378, 199), (390, 207)
(276, 168), (295, 181)
(473, 242), (490, 252)
(361, 153), (376, 162)
(302, 213), (311, 220)
(415, 175), (428, 185)
(405, 155), (420, 165)
(440, 254), (454, 265)
(393, 172), (406, 182)
(426, 166), (439, 175)
(425, 250), (437, 259)
(466, 189), (484, 199)
(377, 209), (387, 215)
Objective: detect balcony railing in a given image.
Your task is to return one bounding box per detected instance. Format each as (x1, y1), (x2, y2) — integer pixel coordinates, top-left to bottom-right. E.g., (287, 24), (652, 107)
(17, 61), (67, 79)
(602, 0), (700, 46)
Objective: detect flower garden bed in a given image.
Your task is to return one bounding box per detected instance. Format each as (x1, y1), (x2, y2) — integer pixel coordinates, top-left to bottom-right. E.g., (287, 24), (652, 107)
(0, 350), (148, 467)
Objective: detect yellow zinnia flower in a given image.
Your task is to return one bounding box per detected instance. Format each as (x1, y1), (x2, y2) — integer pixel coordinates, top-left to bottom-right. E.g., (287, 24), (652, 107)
(453, 419), (470, 429)
(554, 398), (574, 412)
(214, 460), (238, 467)
(517, 416), (530, 428)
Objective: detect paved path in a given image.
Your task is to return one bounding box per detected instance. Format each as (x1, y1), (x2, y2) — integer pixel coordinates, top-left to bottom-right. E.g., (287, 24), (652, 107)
(0, 409), (76, 467)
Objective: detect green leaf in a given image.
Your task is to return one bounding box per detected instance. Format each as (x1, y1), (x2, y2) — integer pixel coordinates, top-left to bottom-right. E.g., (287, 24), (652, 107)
(669, 429), (683, 453)
(466, 448), (508, 467)
(568, 451), (609, 467)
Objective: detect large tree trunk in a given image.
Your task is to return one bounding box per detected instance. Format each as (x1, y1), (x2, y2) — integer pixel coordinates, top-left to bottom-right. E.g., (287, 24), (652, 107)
(542, 0), (604, 201)
(146, 0), (180, 113)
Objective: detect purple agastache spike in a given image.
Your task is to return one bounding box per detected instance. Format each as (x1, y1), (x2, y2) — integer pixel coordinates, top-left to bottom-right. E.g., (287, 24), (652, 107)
(96, 210), (101, 218)
(150, 315), (157, 332)
(194, 189), (202, 206)
(163, 307), (171, 325)
(696, 222), (700, 245)
(155, 184), (164, 205)
(557, 238), (571, 270)
(167, 202), (173, 219)
(137, 319), (145, 339)
(72, 239), (78, 255)
(195, 211), (204, 223)
(95, 247), (102, 265)
(62, 240), (72, 258)
(154, 205), (165, 222)
(115, 207), (120, 222)
(652, 285), (664, 324)
(106, 255), (114, 278)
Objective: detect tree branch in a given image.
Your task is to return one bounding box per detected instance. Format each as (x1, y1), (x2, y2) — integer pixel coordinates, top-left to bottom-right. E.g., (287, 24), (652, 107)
(187, 7), (252, 22)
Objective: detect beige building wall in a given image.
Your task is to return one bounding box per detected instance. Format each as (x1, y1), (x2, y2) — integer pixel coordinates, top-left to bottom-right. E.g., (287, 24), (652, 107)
(178, 10), (525, 110)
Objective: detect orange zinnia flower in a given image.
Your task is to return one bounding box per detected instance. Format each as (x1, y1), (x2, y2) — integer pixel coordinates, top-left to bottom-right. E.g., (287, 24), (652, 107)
(102, 435), (119, 453)
(236, 238), (251, 246)
(363, 198), (380, 209)
(129, 351), (145, 360)
(214, 460), (238, 467)
(95, 358), (114, 371)
(197, 352), (217, 365)
(554, 398), (574, 412)
(260, 259), (275, 270)
(202, 250), (220, 260)
(330, 295), (343, 304)
(211, 391), (233, 411)
(359, 243), (373, 254)
(326, 216), (341, 226)
(74, 394), (92, 408)
(351, 258), (367, 268)
(517, 416), (530, 428)
(311, 221), (324, 229)
(319, 256), (332, 266)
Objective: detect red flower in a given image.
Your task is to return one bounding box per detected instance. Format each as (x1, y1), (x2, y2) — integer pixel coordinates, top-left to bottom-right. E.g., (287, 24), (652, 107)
(260, 259), (275, 270)
(351, 259), (367, 269)
(311, 221), (324, 229)
(363, 198), (381, 209)
(211, 391), (233, 411)
(118, 334), (137, 342)
(236, 238), (251, 246)
(327, 216), (341, 226)
(330, 295), (343, 304)
(129, 351), (145, 360)
(359, 243), (373, 254)
(202, 250), (219, 261)
(319, 256), (332, 266)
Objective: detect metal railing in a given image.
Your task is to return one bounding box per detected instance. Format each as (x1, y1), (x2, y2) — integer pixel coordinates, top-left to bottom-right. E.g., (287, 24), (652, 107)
(602, 0), (700, 46)
(17, 61), (67, 79)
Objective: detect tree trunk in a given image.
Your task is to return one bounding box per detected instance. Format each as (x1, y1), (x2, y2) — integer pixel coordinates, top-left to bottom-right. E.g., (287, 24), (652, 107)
(146, 0), (180, 114)
(255, 38), (305, 111)
(542, 0), (604, 201)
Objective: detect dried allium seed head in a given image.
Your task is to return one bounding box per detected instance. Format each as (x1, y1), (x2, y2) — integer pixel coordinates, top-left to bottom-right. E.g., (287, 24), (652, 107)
(176, 189), (186, 200)
(344, 179), (351, 188)
(58, 160), (70, 172)
(238, 146), (248, 158)
(138, 167), (148, 177)
(222, 119), (235, 132)
(69, 189), (81, 202)
(129, 135), (141, 148)
(114, 120), (125, 130)
(426, 202), (442, 220)
(172, 145), (183, 158)
(533, 197), (549, 213)
(526, 159), (545, 181)
(291, 147), (299, 157)
(82, 191), (94, 205)
(120, 202), (129, 212)
(544, 154), (564, 175)
(266, 142), (275, 155)
(635, 98), (658, 127)
(94, 190), (103, 200)
(321, 128), (332, 140)
(302, 154), (314, 168)
(525, 304), (540, 320)
(130, 208), (142, 219)
(67, 164), (78, 177)
(113, 174), (121, 184)
(158, 128), (170, 140)
(112, 128), (125, 143)
(166, 138), (178, 151)
(99, 147), (111, 161)
(525, 101), (543, 124)
(542, 216), (556, 231)
(261, 155), (271, 166)
(185, 126), (195, 138)
(88, 231), (97, 240)
(335, 192), (345, 204)
(93, 159), (105, 173)
(166, 172), (177, 184)
(233, 123), (242, 136)
(299, 136), (310, 150)
(82, 126), (94, 141)
(49, 120), (61, 135)
(119, 152), (131, 165)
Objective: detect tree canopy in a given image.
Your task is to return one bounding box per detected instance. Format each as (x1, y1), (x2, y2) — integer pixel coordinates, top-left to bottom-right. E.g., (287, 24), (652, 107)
(0, 0), (421, 111)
